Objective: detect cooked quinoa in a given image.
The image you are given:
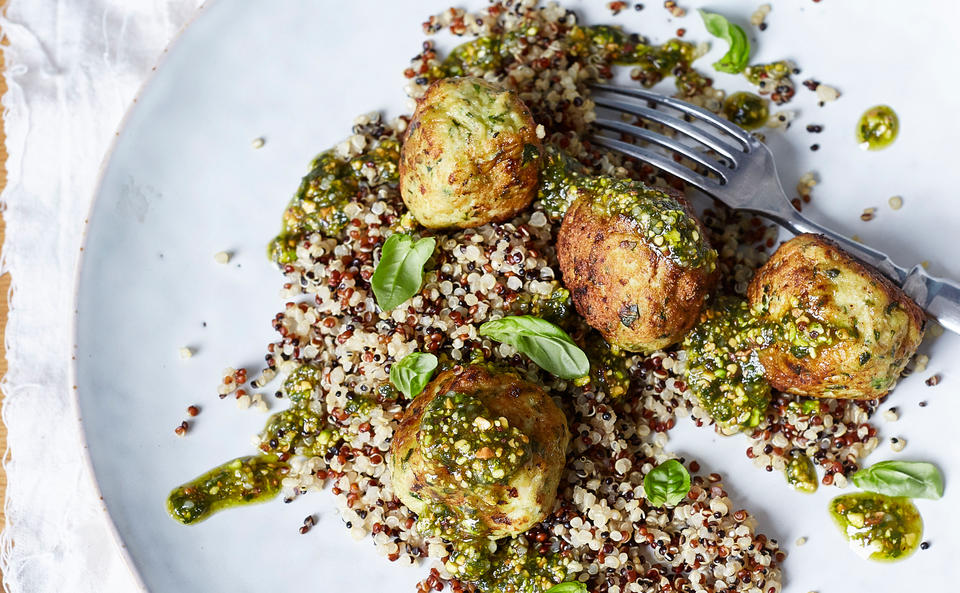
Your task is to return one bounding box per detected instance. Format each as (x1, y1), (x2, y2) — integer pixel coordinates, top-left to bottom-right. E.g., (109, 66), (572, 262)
(209, 2), (896, 592)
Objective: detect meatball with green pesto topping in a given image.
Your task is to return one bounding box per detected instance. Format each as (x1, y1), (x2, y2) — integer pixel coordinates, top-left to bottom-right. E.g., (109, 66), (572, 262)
(399, 77), (541, 229)
(556, 176), (718, 353)
(388, 364), (568, 540)
(747, 234), (924, 399)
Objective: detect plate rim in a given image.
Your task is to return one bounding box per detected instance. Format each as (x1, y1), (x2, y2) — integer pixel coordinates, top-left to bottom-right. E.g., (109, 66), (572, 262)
(69, 3), (214, 591)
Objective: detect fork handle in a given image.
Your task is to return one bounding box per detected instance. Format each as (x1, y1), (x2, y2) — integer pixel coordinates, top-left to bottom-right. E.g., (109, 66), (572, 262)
(759, 204), (960, 335)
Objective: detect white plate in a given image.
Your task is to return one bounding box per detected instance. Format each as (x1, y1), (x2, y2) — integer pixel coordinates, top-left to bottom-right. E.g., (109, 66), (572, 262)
(74, 1), (960, 592)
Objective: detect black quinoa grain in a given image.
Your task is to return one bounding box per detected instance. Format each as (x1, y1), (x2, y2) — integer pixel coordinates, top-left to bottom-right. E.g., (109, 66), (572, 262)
(810, 144), (820, 151)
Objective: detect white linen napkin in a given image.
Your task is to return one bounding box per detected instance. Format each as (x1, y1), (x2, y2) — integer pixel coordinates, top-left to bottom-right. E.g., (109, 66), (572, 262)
(0, 1), (203, 591)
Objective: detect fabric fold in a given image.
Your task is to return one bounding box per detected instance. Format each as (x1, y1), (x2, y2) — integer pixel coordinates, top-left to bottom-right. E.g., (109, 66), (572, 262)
(0, 2), (203, 591)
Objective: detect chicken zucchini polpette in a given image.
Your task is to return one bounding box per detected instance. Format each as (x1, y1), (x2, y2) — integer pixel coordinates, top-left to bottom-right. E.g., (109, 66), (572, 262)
(168, 4), (945, 592)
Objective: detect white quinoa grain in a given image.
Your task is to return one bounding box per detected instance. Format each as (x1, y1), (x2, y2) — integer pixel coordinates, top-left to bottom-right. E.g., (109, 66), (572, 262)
(888, 195), (903, 210)
(750, 4), (771, 27)
(251, 137), (266, 149)
(214, 251), (231, 264)
(890, 437), (907, 452)
(816, 84), (840, 103)
(178, 347), (193, 360)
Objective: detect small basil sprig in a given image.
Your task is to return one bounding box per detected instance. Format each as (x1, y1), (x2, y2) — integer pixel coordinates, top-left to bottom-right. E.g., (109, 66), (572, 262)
(389, 352), (438, 399)
(644, 459), (691, 507)
(698, 10), (750, 74)
(851, 461), (944, 500)
(371, 233), (436, 311)
(545, 583), (587, 593)
(479, 315), (589, 380)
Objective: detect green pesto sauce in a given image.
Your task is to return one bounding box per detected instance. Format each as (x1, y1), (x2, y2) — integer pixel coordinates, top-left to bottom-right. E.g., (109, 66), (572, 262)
(283, 364), (324, 402)
(829, 493), (922, 562)
(751, 285), (855, 359)
(269, 138), (400, 263)
(742, 61), (795, 104)
(166, 455), (289, 524)
(419, 390), (531, 486)
(470, 538), (569, 593)
(417, 504), (568, 590)
(856, 105), (898, 150)
(167, 364), (348, 524)
(682, 296), (772, 431)
(431, 26), (707, 99)
(773, 306), (852, 359)
(576, 175), (717, 271)
(537, 145), (586, 221)
(512, 285), (573, 326)
(722, 92), (769, 131)
(260, 365), (342, 458)
(586, 337), (631, 399)
(440, 36), (504, 76)
(417, 504), (493, 579)
(744, 61), (793, 86)
(578, 26), (706, 96)
(784, 451), (818, 493)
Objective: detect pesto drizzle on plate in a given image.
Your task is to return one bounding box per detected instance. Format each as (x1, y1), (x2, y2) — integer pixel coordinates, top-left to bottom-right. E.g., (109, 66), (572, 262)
(829, 492), (923, 562)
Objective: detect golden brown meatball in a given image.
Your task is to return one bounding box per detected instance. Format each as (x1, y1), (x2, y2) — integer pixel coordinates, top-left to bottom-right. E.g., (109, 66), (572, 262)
(556, 176), (718, 353)
(389, 365), (568, 539)
(747, 233), (924, 399)
(399, 77), (541, 229)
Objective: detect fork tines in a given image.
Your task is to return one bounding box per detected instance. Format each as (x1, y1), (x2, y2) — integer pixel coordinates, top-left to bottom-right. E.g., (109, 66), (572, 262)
(589, 84), (756, 188)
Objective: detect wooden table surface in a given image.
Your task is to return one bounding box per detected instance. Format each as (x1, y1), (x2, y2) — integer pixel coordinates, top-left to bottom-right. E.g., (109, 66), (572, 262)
(1, 43), (10, 538)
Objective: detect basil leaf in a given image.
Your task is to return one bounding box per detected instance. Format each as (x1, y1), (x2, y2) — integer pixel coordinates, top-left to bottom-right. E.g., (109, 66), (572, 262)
(643, 459), (691, 507)
(698, 10), (750, 74)
(371, 233), (436, 311)
(479, 315), (589, 380)
(851, 460), (944, 500)
(389, 352), (438, 399)
(545, 583), (587, 593)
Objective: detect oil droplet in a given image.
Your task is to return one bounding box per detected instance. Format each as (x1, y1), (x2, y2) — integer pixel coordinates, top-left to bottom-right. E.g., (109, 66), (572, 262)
(723, 92), (769, 130)
(856, 105), (898, 150)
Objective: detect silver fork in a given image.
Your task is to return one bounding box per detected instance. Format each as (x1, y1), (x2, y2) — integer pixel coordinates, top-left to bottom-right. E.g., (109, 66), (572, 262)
(589, 83), (960, 336)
